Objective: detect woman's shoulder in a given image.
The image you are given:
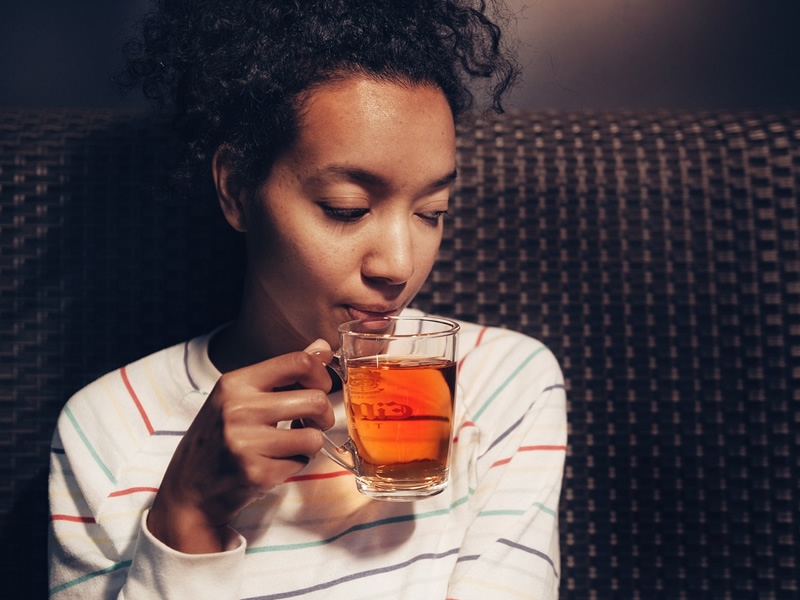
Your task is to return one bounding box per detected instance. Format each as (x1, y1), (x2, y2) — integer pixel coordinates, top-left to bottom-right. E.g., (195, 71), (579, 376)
(457, 318), (543, 350)
(459, 321), (561, 383)
(454, 319), (559, 369)
(62, 329), (221, 417)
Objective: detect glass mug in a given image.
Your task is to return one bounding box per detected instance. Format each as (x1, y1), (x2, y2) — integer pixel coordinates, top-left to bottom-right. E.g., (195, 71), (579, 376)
(312, 316), (460, 501)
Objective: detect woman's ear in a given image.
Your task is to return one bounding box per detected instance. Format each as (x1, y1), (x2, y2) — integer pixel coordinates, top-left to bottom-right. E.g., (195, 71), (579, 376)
(212, 145), (249, 232)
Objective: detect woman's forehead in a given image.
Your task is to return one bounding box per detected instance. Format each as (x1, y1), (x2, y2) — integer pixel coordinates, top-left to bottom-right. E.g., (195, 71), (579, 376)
(280, 78), (456, 188)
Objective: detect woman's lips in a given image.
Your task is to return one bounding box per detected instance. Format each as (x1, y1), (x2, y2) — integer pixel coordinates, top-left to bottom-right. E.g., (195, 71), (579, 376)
(345, 305), (401, 321)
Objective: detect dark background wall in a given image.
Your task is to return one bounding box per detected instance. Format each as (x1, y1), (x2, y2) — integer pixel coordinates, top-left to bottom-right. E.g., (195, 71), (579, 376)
(0, 1), (149, 109)
(507, 0), (799, 110)
(1, 0), (797, 111)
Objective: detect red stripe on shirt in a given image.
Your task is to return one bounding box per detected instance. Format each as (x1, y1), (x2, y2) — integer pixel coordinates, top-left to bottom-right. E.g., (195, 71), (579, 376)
(108, 486), (159, 497)
(520, 445), (567, 452)
(51, 514), (96, 524)
(458, 326), (489, 373)
(285, 470), (352, 483)
(453, 420), (477, 443)
(121, 366), (154, 435)
(491, 445), (567, 468)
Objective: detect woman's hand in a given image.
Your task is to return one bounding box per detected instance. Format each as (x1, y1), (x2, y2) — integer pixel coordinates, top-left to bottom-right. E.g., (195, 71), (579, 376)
(147, 341), (335, 554)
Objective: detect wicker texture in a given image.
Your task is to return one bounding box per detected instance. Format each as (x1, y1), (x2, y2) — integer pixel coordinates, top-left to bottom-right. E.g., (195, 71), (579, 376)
(2, 108), (799, 598)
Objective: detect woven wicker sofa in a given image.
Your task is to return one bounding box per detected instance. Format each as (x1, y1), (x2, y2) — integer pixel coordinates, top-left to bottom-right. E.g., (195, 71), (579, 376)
(2, 108), (798, 598)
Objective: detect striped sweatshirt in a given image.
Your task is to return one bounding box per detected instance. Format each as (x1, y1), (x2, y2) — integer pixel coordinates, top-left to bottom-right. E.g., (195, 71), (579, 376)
(49, 310), (567, 599)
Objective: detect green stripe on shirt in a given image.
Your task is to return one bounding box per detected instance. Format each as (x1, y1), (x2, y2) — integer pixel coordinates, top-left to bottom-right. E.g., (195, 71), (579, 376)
(472, 347), (546, 422)
(64, 406), (117, 485)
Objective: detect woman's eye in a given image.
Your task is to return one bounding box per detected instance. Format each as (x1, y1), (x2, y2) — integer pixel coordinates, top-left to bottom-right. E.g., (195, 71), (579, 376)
(418, 210), (448, 225)
(322, 207), (369, 222)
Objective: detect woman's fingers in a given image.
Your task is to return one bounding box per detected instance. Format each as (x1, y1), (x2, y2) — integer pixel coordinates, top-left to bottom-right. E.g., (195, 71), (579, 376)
(227, 350), (333, 395)
(225, 416), (326, 459)
(225, 425), (326, 490)
(219, 385), (334, 430)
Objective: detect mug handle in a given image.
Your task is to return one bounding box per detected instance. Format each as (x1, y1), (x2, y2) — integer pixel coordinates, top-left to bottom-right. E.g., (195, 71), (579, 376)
(306, 350), (358, 473)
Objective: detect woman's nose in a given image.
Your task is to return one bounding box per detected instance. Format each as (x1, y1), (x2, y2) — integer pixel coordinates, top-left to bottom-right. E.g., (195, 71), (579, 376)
(361, 220), (414, 285)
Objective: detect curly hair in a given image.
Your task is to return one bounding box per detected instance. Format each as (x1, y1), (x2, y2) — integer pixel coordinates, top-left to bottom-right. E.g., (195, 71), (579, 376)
(118, 0), (520, 193)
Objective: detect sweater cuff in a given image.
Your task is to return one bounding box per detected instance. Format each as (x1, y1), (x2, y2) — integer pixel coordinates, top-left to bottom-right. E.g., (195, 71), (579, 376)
(121, 510), (246, 600)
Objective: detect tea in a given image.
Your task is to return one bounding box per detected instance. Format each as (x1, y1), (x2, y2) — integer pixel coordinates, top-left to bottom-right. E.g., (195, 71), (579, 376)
(343, 356), (456, 486)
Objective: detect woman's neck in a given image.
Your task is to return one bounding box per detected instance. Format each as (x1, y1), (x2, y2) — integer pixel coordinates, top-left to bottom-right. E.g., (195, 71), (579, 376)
(207, 281), (307, 373)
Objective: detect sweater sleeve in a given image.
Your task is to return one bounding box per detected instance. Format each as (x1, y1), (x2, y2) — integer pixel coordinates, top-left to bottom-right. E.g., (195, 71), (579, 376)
(48, 350), (246, 599)
(120, 512), (245, 600)
(446, 329), (567, 600)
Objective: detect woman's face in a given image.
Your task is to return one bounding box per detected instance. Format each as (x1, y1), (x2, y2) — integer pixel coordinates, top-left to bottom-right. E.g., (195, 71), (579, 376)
(233, 76), (457, 355)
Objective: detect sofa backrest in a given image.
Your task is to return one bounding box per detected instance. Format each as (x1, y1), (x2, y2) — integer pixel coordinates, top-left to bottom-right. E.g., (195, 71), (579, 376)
(2, 108), (798, 598)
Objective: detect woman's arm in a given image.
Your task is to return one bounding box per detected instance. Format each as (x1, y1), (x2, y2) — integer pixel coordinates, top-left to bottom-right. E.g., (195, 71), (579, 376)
(49, 343), (334, 599)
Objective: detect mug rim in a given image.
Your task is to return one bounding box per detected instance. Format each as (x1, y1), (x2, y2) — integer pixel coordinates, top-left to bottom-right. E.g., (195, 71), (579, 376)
(337, 315), (460, 339)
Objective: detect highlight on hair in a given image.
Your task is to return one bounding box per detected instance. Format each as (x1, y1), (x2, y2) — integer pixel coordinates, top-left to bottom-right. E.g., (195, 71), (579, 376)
(118, 0), (520, 192)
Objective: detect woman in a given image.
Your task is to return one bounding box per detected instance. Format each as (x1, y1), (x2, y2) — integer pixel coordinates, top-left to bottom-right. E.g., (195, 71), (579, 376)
(49, 1), (567, 598)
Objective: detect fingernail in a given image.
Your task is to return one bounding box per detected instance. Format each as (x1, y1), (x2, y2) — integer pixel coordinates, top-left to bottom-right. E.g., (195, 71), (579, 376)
(304, 339), (328, 353)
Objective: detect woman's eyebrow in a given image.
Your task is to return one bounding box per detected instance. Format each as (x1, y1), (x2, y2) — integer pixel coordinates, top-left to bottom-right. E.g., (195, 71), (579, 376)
(310, 165), (458, 190)
(430, 168), (459, 189)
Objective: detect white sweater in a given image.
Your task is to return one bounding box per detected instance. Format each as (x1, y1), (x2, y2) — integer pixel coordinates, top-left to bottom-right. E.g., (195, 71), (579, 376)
(49, 310), (567, 599)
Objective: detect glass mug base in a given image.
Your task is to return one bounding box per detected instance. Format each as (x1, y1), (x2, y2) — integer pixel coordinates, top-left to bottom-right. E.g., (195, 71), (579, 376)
(355, 468), (449, 501)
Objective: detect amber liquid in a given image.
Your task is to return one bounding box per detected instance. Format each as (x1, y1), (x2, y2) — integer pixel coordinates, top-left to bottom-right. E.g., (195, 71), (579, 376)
(344, 357), (456, 486)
